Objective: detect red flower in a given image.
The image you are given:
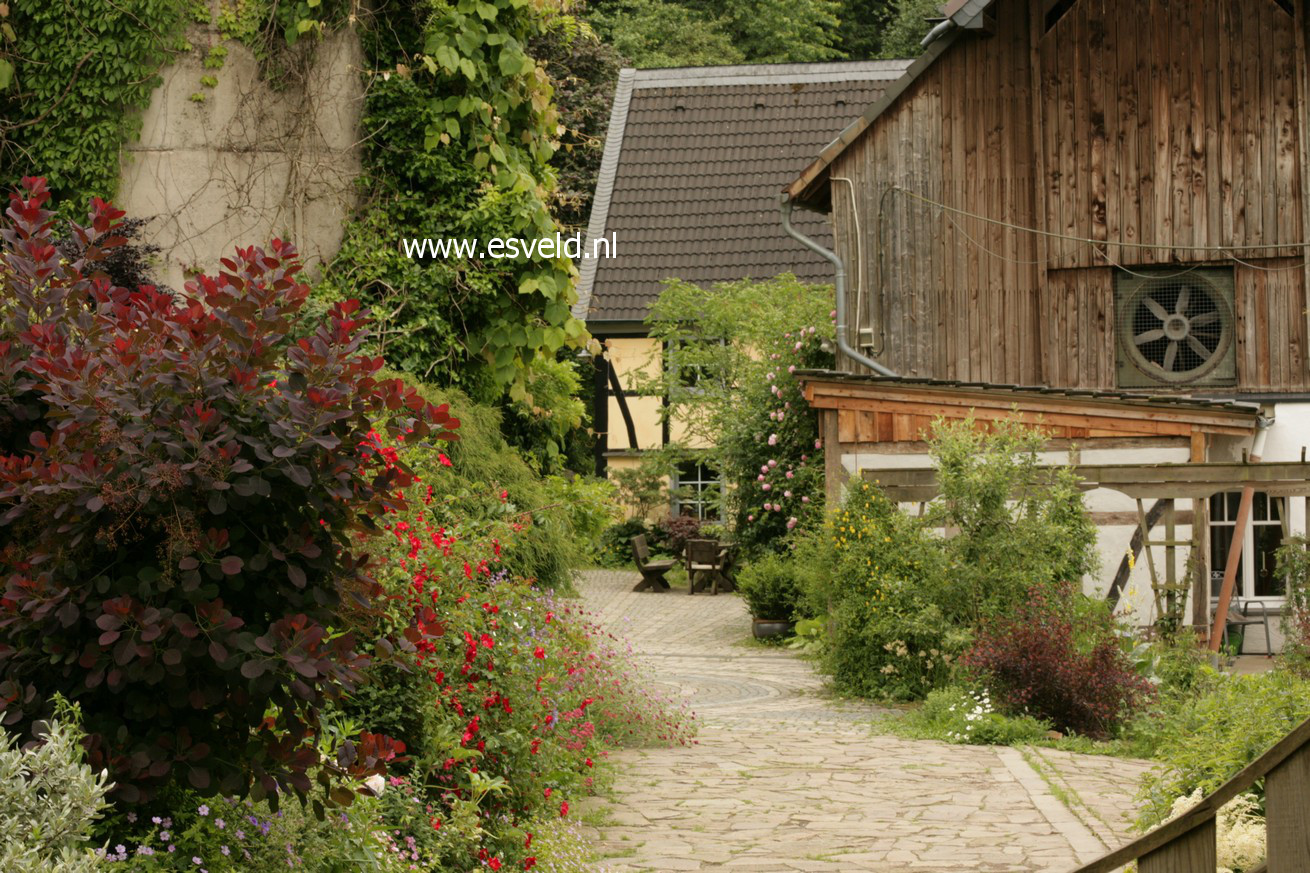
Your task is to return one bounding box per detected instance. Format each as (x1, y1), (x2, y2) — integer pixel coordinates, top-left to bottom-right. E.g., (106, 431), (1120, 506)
(488, 859), (502, 871)
(523, 860), (536, 870)
(533, 647), (545, 659)
(438, 453), (452, 467)
(559, 801), (569, 818)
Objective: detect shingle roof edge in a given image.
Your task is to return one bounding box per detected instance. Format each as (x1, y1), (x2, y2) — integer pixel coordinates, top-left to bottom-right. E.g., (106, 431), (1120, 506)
(629, 60), (911, 89)
(573, 68), (636, 323)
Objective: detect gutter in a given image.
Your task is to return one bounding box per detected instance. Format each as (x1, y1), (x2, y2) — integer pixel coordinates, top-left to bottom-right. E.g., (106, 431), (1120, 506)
(780, 194), (898, 378)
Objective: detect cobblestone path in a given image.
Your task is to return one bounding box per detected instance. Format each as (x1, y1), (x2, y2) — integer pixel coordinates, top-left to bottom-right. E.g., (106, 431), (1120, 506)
(574, 569), (1152, 872)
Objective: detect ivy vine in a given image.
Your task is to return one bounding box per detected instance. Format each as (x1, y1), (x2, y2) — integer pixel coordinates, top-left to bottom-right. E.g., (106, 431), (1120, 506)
(319, 0), (591, 419)
(0, 0), (186, 206)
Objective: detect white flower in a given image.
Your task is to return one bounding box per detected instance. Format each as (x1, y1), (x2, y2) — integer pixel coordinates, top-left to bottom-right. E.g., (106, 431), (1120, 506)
(364, 775), (386, 796)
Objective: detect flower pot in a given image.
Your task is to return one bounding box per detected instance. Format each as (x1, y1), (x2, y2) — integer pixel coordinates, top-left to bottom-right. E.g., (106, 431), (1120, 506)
(752, 618), (795, 639)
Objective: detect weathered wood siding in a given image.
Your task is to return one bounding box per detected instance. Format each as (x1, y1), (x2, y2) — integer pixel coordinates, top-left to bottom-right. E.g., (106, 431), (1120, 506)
(1040, 0), (1302, 270)
(830, 0), (1310, 392)
(829, 0), (1040, 383)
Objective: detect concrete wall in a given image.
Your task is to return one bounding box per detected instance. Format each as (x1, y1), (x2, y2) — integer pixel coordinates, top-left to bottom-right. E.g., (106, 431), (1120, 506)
(118, 23), (364, 289)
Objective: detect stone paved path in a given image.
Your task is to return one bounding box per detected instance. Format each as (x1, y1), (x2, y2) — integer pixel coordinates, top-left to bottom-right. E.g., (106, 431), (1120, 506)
(574, 569), (1153, 872)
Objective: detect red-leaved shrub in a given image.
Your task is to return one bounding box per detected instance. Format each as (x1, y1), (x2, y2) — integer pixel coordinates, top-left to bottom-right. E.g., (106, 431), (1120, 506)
(960, 582), (1154, 738)
(0, 178), (458, 805)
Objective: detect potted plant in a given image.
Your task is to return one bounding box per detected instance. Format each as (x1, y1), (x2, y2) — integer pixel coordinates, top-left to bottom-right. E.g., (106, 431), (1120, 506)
(735, 554), (802, 638)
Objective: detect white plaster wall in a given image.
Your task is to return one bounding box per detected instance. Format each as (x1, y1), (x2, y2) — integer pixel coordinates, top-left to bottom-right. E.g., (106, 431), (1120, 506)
(118, 24), (364, 289)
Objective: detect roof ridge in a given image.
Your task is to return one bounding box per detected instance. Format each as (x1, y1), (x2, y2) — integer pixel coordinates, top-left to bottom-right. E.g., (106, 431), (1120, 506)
(629, 60), (912, 89)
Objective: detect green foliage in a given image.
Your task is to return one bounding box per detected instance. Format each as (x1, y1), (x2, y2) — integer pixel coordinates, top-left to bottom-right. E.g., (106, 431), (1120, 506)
(0, 701), (111, 873)
(821, 481), (961, 699)
(887, 685), (1051, 746)
(735, 553), (803, 620)
(0, 0), (185, 207)
(805, 420), (1099, 701)
(928, 418), (1099, 623)
(597, 517), (655, 567)
(1276, 537), (1310, 669)
(321, 0), (591, 412)
(875, 0), (940, 59)
(640, 275), (835, 550)
(385, 372), (617, 587)
(103, 788), (409, 870)
(1135, 668), (1310, 828)
(529, 19), (623, 231)
(588, 0), (842, 67)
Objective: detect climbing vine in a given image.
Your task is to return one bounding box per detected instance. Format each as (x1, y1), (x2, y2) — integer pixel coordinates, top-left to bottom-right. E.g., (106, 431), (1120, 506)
(2, 0), (591, 463)
(319, 0), (592, 441)
(0, 0), (186, 206)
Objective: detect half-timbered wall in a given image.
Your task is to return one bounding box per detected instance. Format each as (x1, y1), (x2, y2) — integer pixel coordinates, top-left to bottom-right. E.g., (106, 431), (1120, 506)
(829, 0), (1310, 393)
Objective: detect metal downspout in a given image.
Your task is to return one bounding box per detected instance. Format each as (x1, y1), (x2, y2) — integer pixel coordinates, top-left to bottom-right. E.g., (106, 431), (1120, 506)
(780, 195), (898, 378)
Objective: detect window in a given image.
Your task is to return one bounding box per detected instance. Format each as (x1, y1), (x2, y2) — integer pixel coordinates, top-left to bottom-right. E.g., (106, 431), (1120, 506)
(1210, 491), (1286, 602)
(672, 462), (720, 521)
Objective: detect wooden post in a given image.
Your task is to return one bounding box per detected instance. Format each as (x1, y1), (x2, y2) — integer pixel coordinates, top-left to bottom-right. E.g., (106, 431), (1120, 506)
(1137, 498), (1162, 618)
(1211, 425), (1269, 652)
(822, 410), (845, 505)
(1165, 500), (1177, 618)
(1266, 743), (1310, 871)
(1210, 487), (1257, 653)
(1191, 430), (1209, 629)
(1139, 820), (1216, 873)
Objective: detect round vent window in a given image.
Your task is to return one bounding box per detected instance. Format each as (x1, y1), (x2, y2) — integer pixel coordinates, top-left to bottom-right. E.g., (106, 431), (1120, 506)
(1120, 275), (1234, 383)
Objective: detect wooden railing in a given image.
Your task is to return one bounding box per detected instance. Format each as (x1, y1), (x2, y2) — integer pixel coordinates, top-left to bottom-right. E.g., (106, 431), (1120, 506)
(1067, 716), (1310, 873)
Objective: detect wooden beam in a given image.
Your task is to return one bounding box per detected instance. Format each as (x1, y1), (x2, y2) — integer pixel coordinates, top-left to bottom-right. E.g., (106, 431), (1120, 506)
(804, 380), (1258, 436)
(859, 460), (1310, 502)
(1210, 437), (1268, 652)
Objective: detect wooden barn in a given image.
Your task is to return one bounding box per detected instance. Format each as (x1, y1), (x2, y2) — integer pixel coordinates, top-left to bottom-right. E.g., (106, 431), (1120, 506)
(782, 0), (1310, 648)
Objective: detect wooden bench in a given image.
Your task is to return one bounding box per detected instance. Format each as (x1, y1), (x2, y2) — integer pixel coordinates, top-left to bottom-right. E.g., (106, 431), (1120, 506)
(630, 535), (674, 592)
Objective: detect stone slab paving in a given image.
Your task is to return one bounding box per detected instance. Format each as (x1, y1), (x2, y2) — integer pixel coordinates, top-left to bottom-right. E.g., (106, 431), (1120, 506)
(574, 569), (1153, 872)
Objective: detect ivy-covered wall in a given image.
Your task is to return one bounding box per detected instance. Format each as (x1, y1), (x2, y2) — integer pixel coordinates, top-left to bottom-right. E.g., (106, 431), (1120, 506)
(2, 0), (596, 469)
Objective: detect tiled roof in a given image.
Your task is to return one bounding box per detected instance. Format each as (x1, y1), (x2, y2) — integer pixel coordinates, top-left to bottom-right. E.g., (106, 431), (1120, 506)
(576, 61), (911, 325)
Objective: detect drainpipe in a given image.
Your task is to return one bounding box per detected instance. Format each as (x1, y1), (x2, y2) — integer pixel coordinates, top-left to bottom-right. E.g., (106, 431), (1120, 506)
(1208, 413), (1276, 652)
(780, 194), (898, 378)
(920, 18), (953, 47)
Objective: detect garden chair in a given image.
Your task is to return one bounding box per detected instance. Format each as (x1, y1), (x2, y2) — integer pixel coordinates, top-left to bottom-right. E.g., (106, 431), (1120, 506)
(685, 538), (728, 596)
(630, 535), (674, 592)
(1211, 595), (1276, 657)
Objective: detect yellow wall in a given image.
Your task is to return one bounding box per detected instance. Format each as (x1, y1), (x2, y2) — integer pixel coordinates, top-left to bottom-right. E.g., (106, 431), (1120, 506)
(607, 337), (662, 389)
(606, 396), (664, 450)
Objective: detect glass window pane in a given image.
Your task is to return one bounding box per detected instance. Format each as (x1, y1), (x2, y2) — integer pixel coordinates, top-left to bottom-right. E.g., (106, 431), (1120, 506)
(1210, 524), (1233, 598)
(1253, 523), (1286, 598)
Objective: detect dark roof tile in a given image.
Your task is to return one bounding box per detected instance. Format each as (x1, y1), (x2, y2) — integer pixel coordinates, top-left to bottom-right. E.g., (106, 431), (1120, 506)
(576, 62), (910, 325)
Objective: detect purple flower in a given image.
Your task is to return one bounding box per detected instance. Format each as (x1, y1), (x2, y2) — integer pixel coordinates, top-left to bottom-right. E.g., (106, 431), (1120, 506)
(198, 805), (209, 817)
(193, 856), (203, 865)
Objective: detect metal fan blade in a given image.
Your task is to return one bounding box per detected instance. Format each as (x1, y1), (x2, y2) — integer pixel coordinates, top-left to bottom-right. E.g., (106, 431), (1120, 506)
(1134, 329), (1166, 345)
(1186, 335), (1211, 358)
(1145, 298), (1169, 321)
(1175, 285), (1191, 315)
(1191, 311), (1219, 326)
(1163, 341), (1178, 371)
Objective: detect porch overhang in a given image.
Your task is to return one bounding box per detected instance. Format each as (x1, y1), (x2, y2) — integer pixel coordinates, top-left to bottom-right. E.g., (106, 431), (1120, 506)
(798, 370), (1260, 446)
